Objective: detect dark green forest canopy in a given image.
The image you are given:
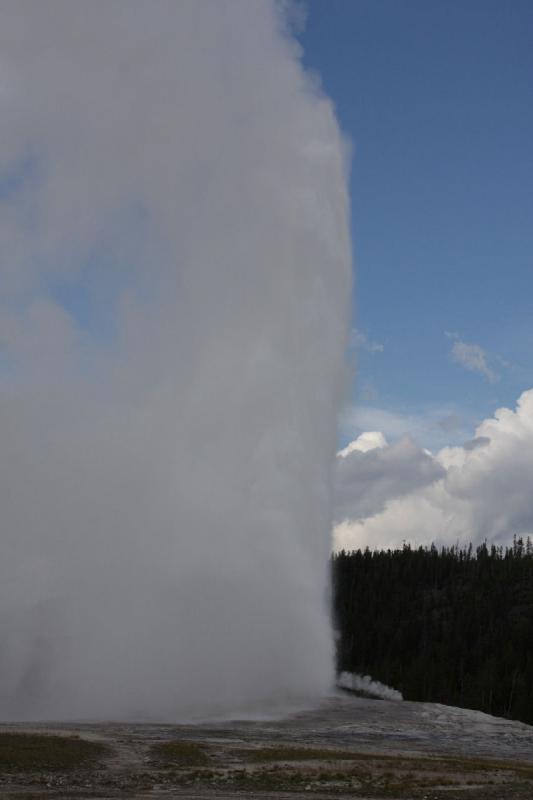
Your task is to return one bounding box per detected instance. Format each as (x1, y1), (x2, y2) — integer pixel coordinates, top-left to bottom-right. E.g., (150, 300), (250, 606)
(332, 539), (533, 726)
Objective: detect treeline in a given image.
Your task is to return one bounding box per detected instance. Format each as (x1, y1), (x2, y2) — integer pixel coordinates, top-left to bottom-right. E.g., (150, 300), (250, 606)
(332, 539), (533, 725)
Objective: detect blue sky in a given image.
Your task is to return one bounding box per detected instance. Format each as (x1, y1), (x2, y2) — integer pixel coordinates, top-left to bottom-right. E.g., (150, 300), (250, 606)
(300, 0), (533, 449)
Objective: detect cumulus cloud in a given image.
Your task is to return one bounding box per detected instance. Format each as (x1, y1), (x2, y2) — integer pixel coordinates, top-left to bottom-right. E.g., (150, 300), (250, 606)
(337, 431), (387, 457)
(0, 1), (351, 720)
(463, 436), (491, 451)
(334, 389), (533, 552)
(340, 403), (471, 451)
(335, 434), (445, 524)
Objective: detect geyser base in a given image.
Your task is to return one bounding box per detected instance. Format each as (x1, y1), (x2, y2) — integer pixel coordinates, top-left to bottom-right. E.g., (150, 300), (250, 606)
(1, 693), (533, 798)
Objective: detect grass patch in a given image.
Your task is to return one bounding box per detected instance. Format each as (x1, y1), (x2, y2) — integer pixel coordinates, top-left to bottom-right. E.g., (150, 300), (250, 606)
(151, 740), (210, 767)
(438, 755), (533, 779)
(0, 733), (107, 772)
(240, 746), (372, 762)
(231, 749), (533, 796)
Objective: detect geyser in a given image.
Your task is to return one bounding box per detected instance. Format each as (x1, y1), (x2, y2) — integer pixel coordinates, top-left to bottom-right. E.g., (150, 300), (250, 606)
(0, 1), (352, 720)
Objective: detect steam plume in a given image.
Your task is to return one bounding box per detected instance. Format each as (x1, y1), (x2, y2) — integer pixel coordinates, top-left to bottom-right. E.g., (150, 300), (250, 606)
(0, 1), (351, 719)
(337, 672), (403, 702)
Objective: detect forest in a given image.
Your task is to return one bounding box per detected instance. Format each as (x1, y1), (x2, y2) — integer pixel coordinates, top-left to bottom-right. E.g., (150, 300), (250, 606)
(332, 539), (533, 725)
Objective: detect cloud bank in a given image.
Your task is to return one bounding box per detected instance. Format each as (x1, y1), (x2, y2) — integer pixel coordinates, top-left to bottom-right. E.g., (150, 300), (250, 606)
(0, 1), (351, 720)
(334, 389), (533, 552)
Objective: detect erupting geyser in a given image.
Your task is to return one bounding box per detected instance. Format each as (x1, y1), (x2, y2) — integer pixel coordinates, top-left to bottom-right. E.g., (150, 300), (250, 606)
(0, 0), (351, 720)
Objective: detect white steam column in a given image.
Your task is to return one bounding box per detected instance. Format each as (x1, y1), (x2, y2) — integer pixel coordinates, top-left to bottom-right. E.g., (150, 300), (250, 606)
(0, 0), (352, 720)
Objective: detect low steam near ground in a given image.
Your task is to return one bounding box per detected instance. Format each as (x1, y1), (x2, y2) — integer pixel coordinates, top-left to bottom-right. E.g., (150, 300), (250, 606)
(337, 671), (403, 702)
(0, 1), (351, 720)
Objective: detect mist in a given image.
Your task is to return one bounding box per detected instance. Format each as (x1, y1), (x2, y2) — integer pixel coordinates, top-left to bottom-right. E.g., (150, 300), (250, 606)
(0, 1), (351, 720)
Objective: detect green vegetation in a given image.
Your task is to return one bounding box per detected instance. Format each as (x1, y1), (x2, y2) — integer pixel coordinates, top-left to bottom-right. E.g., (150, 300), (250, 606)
(0, 732), (107, 771)
(151, 739), (210, 767)
(241, 745), (370, 762)
(332, 538), (533, 724)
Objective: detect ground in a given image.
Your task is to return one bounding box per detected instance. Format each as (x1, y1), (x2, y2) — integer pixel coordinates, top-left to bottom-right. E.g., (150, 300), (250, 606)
(1, 693), (533, 798)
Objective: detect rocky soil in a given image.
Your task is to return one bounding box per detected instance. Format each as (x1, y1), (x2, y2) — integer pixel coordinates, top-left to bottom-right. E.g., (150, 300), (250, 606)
(1, 692), (533, 798)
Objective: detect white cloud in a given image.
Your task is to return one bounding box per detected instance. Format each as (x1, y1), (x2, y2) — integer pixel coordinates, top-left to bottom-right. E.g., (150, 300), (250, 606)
(337, 431), (387, 457)
(448, 335), (498, 383)
(334, 388), (533, 553)
(340, 403), (471, 452)
(335, 434), (445, 525)
(350, 328), (384, 353)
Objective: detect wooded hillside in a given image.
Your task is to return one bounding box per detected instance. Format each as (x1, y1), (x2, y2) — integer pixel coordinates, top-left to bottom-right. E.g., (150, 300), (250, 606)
(332, 540), (533, 724)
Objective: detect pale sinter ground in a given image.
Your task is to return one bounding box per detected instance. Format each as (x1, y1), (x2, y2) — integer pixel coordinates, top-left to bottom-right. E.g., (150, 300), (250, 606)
(1, 692), (533, 799)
